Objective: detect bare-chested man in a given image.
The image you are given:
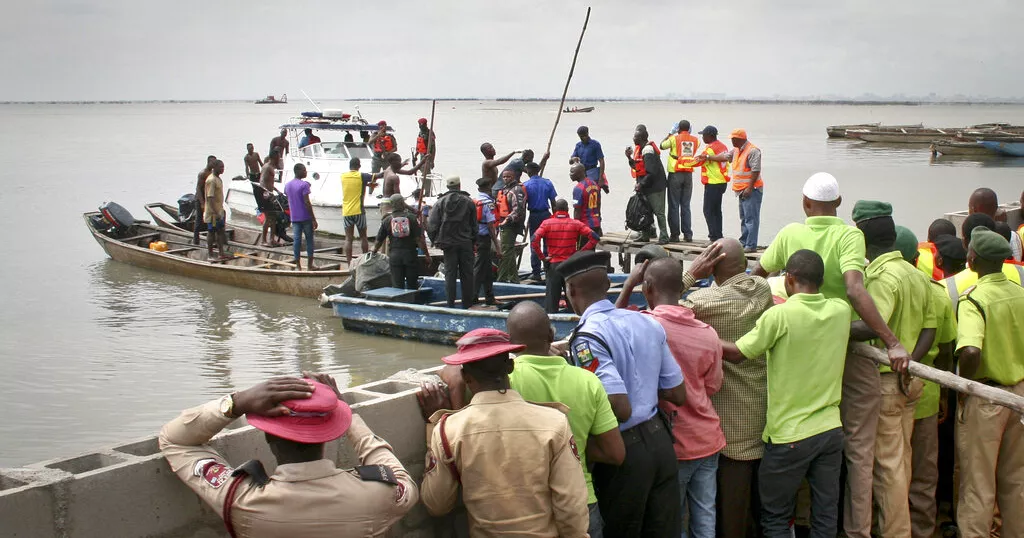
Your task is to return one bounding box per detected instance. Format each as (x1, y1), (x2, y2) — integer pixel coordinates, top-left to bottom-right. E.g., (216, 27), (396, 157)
(259, 150), (283, 246)
(481, 142), (520, 196)
(269, 129), (289, 157)
(381, 153), (429, 198)
(243, 143), (263, 182)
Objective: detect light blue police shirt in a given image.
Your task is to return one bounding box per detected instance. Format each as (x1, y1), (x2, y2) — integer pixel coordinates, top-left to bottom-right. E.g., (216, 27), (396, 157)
(570, 299), (684, 431)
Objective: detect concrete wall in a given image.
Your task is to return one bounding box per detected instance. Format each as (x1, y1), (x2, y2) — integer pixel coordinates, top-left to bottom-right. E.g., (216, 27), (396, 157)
(0, 367), (461, 538)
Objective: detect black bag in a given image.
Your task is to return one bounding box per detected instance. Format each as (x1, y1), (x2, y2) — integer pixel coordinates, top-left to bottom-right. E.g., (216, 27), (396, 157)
(625, 193), (654, 231)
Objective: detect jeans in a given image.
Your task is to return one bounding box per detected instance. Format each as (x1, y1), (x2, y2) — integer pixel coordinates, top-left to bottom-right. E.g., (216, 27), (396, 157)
(544, 261), (564, 313)
(717, 455), (761, 538)
(759, 427), (844, 538)
(643, 189), (669, 242)
(678, 453), (719, 538)
(497, 226), (522, 283)
(474, 235), (495, 302)
(737, 188), (762, 250)
(388, 248), (418, 289)
(528, 210), (550, 276)
(443, 245), (474, 308)
(292, 220), (314, 261)
(703, 183), (727, 241)
(667, 171), (693, 240)
(588, 502), (604, 538)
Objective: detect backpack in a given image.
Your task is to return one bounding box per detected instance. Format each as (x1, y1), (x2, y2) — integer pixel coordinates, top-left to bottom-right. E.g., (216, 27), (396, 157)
(390, 215), (411, 238)
(625, 193), (654, 231)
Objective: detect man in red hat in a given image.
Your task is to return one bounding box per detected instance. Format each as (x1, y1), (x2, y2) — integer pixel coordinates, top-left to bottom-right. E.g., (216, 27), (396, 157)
(368, 121), (397, 174)
(417, 328), (590, 536)
(413, 117), (436, 181)
(160, 374), (418, 537)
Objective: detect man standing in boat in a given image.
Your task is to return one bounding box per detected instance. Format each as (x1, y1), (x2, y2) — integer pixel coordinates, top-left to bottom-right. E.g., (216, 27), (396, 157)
(373, 194), (431, 290)
(368, 121), (397, 174)
(284, 164), (318, 271)
(481, 142), (521, 196)
(204, 160), (229, 261)
(269, 128), (289, 157)
(243, 143), (263, 183)
(531, 199), (599, 313)
(473, 176), (502, 305)
(496, 169), (528, 283)
(523, 161), (558, 280)
(193, 155), (216, 245)
(570, 126), (608, 193)
(382, 153), (429, 198)
(259, 150), (283, 247)
(427, 176), (477, 308)
(341, 157), (381, 267)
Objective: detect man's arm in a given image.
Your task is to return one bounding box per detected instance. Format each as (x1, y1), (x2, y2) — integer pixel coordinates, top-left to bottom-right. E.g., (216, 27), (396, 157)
(373, 220), (388, 253)
(844, 270), (910, 369)
(485, 151), (516, 169)
(304, 190), (317, 230)
(347, 414), (419, 517)
(911, 328), (936, 362)
(656, 336), (687, 406)
(488, 222), (501, 254)
(531, 224), (546, 260)
(658, 384), (687, 406)
(549, 422), (591, 537)
(586, 428), (625, 465)
(703, 149), (734, 163)
(398, 159), (428, 176)
(720, 341), (749, 364)
(955, 296), (986, 379)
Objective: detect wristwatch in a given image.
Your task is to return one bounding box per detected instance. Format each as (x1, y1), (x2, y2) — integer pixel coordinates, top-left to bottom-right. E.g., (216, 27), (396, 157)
(219, 393), (239, 418)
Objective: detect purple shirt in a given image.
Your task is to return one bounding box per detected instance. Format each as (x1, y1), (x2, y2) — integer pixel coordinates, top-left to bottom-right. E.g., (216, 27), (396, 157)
(284, 178), (313, 222)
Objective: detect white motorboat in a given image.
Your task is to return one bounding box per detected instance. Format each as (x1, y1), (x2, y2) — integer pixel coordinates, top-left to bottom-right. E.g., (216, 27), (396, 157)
(226, 113), (441, 236)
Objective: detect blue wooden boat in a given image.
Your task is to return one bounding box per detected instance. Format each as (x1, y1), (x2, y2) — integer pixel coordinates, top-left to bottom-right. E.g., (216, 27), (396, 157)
(978, 138), (1024, 157)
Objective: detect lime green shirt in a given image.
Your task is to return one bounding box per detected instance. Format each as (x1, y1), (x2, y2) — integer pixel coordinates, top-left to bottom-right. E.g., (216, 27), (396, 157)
(735, 293), (851, 443)
(916, 279), (958, 419)
(865, 251), (938, 373)
(509, 354), (619, 504)
(758, 216), (866, 303)
(955, 273), (1024, 386)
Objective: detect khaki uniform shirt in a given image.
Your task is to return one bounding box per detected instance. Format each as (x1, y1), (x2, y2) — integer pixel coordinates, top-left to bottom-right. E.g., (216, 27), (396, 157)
(204, 173), (225, 222)
(159, 399), (418, 538)
(421, 390), (590, 537)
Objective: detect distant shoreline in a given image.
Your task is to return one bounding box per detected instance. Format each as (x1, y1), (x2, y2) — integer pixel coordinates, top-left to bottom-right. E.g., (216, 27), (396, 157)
(2, 98), (1024, 106)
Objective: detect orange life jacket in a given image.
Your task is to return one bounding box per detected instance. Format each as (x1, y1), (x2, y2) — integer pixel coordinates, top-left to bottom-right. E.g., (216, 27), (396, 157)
(496, 185), (527, 220)
(731, 142), (764, 192)
(916, 241), (943, 280)
(630, 141), (660, 179)
(416, 133), (428, 155)
(700, 140), (730, 185)
(672, 132), (700, 172)
(374, 134), (396, 153)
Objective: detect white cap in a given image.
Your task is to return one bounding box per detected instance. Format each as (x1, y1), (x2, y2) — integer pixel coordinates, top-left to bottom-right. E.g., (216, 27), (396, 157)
(802, 172), (840, 202)
(446, 175), (461, 189)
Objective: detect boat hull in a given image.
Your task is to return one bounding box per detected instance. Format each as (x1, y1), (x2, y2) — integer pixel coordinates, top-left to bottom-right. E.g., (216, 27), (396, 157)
(930, 141), (998, 156)
(978, 140), (1024, 157)
(848, 131), (952, 144)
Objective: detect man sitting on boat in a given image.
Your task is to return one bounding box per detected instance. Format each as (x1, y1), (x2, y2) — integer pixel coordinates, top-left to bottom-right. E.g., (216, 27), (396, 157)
(298, 128), (321, 149)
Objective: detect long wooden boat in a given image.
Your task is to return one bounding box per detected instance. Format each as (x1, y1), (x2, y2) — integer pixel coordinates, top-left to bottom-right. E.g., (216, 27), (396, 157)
(826, 123), (922, 138)
(929, 140), (1000, 156)
(977, 138), (1024, 157)
(563, 106), (595, 113)
(85, 212), (351, 297)
(846, 127), (959, 144)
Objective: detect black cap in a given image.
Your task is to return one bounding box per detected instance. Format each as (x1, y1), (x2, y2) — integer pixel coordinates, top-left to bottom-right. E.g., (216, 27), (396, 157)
(698, 125), (718, 136)
(934, 234), (967, 261)
(475, 177), (492, 187)
(557, 251), (611, 281)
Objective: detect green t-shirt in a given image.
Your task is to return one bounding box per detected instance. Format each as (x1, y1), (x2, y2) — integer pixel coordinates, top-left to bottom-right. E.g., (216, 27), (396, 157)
(865, 251), (938, 374)
(916, 280), (958, 419)
(509, 354), (619, 504)
(955, 273), (1024, 386)
(758, 216), (866, 304)
(736, 293), (851, 443)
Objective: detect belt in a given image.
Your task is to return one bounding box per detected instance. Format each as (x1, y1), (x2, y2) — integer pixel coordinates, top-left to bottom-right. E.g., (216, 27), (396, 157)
(584, 165), (598, 170)
(619, 415), (665, 446)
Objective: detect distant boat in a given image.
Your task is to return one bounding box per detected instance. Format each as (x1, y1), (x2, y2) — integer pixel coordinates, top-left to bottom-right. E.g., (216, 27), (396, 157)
(563, 106), (595, 113)
(977, 138), (1024, 157)
(826, 123), (923, 138)
(929, 139), (999, 157)
(255, 93), (287, 104)
(845, 123), (1024, 144)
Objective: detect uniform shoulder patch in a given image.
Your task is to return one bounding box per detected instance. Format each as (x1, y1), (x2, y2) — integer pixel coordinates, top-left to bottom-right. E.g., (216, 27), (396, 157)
(569, 436), (581, 462)
(194, 459), (232, 489)
(573, 341), (599, 373)
(355, 464), (399, 486)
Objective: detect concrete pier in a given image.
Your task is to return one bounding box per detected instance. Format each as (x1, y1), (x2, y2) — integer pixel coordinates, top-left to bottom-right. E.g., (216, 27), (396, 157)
(0, 368), (455, 538)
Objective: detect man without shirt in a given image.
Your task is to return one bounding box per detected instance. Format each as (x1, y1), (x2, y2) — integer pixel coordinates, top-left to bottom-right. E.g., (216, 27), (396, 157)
(381, 153), (428, 198)
(243, 143), (263, 182)
(259, 150), (283, 247)
(481, 142), (521, 196)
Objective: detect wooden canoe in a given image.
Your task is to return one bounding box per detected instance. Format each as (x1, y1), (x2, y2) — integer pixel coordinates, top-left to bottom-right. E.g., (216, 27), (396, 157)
(85, 212), (351, 297)
(929, 140), (1000, 156)
(563, 106), (595, 113)
(826, 123), (923, 139)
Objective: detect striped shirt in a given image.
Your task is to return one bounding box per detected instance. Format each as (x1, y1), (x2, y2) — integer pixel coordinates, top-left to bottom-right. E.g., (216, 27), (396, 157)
(681, 271), (774, 460)
(531, 212), (598, 263)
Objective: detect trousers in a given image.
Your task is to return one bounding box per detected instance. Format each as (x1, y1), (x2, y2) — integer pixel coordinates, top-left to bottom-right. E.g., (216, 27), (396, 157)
(642, 189), (670, 242)
(497, 226), (522, 283)
(839, 352), (881, 538)
(474, 236), (495, 302)
(667, 171), (693, 240)
(873, 373), (921, 537)
(442, 245), (474, 308)
(544, 261), (564, 313)
(909, 414), (939, 538)
(593, 416), (681, 537)
(527, 210), (550, 276)
(737, 188), (762, 250)
(703, 183), (727, 241)
(678, 452), (718, 538)
(388, 248), (418, 290)
(716, 455), (761, 538)
(292, 220), (314, 261)
(759, 427), (844, 538)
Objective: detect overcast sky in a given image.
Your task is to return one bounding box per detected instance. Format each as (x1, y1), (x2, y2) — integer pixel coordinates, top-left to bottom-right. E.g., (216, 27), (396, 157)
(1, 0), (1021, 101)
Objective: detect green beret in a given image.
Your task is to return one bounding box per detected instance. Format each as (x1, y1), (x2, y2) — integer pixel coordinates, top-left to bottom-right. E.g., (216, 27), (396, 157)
(893, 226), (919, 263)
(969, 227), (1012, 262)
(852, 200), (893, 223)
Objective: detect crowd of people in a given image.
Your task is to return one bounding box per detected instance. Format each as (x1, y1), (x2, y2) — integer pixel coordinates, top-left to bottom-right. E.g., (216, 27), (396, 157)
(162, 169), (1024, 536)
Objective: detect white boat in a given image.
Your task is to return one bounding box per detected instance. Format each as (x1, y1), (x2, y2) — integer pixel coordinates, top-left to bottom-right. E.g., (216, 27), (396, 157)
(226, 116), (442, 236)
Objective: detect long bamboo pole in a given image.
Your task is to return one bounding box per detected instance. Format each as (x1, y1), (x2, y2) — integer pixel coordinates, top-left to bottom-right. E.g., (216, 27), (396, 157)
(417, 99), (437, 210)
(541, 7), (591, 175)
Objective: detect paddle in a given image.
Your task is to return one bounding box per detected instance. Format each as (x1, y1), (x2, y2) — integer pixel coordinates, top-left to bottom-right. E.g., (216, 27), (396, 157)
(540, 6), (592, 177)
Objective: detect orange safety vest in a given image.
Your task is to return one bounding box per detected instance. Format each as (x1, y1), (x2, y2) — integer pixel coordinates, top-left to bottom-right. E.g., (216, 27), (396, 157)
(700, 140), (730, 185)
(630, 141), (661, 179)
(731, 142), (764, 192)
(496, 185), (527, 220)
(374, 134), (396, 154)
(416, 133), (428, 155)
(672, 132), (700, 172)
(916, 241), (944, 280)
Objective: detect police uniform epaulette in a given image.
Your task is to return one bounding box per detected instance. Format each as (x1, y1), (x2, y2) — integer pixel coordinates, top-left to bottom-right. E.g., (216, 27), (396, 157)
(353, 464), (399, 485)
(231, 459), (270, 487)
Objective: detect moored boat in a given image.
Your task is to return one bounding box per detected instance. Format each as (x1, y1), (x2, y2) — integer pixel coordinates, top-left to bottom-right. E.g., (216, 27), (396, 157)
(826, 123), (922, 138)
(563, 106), (595, 113)
(254, 94), (287, 104)
(846, 127), (959, 144)
(977, 138), (1024, 157)
(929, 140), (999, 157)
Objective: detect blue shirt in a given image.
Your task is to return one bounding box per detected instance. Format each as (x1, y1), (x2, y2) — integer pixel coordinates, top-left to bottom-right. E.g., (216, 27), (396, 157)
(571, 139), (605, 169)
(474, 192), (496, 236)
(570, 299), (684, 430)
(523, 175), (557, 212)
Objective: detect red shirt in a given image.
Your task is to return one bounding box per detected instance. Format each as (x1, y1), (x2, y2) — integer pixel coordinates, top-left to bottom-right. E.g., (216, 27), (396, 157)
(531, 211), (598, 263)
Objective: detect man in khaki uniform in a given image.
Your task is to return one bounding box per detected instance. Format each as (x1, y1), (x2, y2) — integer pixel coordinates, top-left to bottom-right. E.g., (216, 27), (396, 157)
(954, 228), (1024, 538)
(159, 374), (418, 538)
(418, 328), (590, 537)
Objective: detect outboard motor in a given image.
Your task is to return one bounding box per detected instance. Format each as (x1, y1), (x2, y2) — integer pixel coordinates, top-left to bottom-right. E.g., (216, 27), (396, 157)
(98, 202), (140, 236)
(177, 193), (197, 223)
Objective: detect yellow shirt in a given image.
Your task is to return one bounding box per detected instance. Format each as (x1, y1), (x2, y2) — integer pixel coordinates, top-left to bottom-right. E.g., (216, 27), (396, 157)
(758, 216), (866, 304)
(865, 251), (938, 373)
(916, 280), (958, 419)
(203, 173), (225, 222)
(955, 273), (1024, 386)
(341, 170), (370, 217)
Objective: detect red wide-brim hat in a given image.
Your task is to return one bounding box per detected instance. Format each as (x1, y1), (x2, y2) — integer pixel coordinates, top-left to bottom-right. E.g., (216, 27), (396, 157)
(442, 328), (525, 365)
(247, 381), (352, 444)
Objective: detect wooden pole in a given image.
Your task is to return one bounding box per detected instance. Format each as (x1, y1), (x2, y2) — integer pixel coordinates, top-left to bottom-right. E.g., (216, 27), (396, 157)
(418, 99), (437, 209)
(850, 342), (1024, 418)
(541, 6), (591, 175)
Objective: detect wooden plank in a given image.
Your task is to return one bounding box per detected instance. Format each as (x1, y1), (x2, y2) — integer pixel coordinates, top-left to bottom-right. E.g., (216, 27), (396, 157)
(233, 252), (297, 268)
(165, 247), (198, 255)
(121, 232), (161, 244)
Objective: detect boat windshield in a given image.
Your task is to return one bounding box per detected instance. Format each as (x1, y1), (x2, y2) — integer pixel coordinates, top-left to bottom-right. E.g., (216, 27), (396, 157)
(298, 142), (374, 160)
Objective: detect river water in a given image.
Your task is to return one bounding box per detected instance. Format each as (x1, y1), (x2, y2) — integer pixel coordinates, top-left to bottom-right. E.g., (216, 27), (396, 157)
(1, 100), (1022, 467)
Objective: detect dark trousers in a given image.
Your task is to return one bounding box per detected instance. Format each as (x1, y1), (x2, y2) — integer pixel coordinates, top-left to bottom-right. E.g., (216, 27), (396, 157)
(593, 416), (681, 537)
(388, 248), (418, 290)
(717, 456), (762, 538)
(474, 236), (495, 302)
(759, 427), (844, 538)
(443, 245), (474, 308)
(667, 171), (693, 240)
(528, 209), (550, 276)
(193, 206), (205, 244)
(703, 183), (727, 241)
(544, 261), (564, 313)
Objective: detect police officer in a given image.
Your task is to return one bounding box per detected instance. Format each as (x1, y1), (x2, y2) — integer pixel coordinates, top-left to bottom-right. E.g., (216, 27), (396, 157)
(417, 328), (590, 536)
(954, 227), (1024, 538)
(560, 250), (687, 536)
(159, 374), (418, 537)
